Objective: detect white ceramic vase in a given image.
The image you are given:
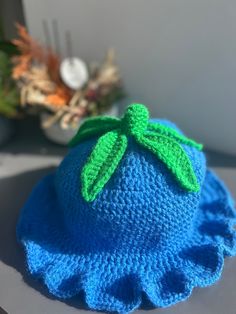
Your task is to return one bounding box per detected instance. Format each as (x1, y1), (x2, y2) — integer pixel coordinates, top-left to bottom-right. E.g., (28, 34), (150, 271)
(40, 104), (119, 145)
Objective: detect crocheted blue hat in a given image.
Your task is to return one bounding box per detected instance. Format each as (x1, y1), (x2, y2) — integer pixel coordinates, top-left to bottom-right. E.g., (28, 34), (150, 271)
(17, 104), (236, 313)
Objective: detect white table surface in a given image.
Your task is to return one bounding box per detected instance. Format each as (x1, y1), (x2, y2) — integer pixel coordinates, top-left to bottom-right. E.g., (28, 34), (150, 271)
(0, 149), (236, 314)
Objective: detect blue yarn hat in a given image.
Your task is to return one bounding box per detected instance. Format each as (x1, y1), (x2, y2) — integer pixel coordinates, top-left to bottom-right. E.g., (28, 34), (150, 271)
(17, 104), (236, 313)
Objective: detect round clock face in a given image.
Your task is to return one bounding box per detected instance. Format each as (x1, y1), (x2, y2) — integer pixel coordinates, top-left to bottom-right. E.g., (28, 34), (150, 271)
(60, 57), (89, 90)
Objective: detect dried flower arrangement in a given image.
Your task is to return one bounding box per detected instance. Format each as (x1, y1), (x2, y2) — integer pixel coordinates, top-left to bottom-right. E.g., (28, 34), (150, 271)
(11, 24), (124, 130)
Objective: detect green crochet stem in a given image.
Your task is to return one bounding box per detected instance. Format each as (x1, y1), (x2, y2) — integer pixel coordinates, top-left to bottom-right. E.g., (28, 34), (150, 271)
(69, 104), (203, 202)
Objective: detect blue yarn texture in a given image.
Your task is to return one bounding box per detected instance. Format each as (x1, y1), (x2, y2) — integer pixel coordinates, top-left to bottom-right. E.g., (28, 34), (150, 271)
(17, 119), (236, 313)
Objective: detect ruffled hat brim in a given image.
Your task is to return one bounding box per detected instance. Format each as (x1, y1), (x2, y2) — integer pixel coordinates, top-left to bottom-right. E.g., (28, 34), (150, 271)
(17, 169), (236, 313)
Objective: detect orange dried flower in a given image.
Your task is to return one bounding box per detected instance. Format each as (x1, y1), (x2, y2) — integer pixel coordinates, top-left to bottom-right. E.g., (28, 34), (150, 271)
(11, 24), (62, 84)
(45, 87), (71, 108)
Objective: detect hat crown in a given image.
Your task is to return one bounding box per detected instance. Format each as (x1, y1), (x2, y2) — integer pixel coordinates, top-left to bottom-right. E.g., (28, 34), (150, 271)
(55, 120), (206, 253)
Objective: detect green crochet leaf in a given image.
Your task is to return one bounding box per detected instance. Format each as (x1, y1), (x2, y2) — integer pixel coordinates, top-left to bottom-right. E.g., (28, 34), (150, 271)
(81, 130), (128, 202)
(69, 116), (120, 147)
(135, 133), (200, 192)
(147, 123), (203, 150)
(79, 116), (120, 133)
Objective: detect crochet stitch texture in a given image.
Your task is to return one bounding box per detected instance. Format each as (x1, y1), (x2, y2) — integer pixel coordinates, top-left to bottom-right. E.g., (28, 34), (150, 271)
(17, 104), (236, 314)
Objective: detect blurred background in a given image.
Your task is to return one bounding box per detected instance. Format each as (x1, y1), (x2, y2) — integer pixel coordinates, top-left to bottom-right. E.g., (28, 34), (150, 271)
(0, 0), (235, 158)
(23, 0), (236, 155)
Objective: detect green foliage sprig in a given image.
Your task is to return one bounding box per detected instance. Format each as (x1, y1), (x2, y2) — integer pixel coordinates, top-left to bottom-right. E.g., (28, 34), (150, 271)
(0, 45), (19, 118)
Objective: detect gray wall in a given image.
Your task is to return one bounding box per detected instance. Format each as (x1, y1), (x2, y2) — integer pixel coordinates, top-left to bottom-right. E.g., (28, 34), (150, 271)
(22, 0), (236, 155)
